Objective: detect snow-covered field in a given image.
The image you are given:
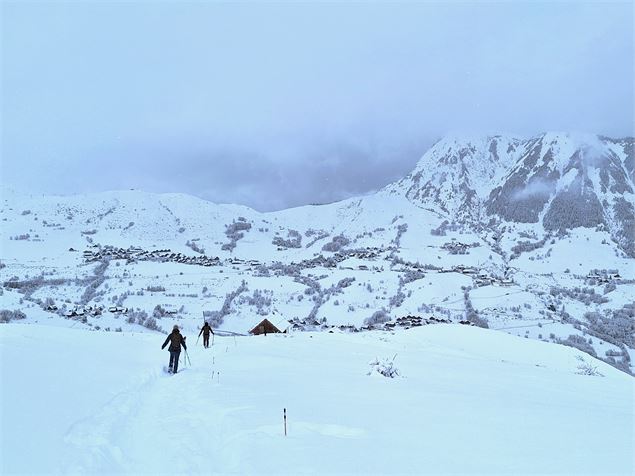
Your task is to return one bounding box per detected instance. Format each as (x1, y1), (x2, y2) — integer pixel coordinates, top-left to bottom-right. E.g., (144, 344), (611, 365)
(1, 323), (633, 475)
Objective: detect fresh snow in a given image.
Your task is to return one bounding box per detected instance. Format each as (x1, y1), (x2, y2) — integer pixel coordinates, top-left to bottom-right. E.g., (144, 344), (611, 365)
(1, 131), (634, 474)
(1, 323), (633, 475)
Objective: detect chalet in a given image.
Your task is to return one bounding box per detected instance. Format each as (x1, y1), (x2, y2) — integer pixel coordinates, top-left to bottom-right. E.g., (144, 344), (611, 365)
(249, 319), (281, 336)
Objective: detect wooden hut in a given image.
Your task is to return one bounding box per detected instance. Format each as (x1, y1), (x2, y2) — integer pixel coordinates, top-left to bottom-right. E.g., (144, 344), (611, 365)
(249, 318), (281, 336)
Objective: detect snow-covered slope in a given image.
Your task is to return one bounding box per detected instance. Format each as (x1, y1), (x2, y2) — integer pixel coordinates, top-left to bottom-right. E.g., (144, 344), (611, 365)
(1, 132), (634, 378)
(385, 134), (524, 223)
(2, 323), (632, 475)
(386, 132), (634, 256)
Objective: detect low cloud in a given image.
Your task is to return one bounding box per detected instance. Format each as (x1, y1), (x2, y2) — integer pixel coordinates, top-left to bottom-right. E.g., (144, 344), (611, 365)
(511, 179), (556, 201)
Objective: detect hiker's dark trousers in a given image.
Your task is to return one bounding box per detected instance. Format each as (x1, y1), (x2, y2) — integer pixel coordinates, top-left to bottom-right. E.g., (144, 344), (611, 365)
(169, 351), (181, 373)
(203, 334), (210, 348)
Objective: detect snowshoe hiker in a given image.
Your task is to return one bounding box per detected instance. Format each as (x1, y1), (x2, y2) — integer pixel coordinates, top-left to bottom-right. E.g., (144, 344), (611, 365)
(198, 321), (214, 348)
(161, 325), (187, 374)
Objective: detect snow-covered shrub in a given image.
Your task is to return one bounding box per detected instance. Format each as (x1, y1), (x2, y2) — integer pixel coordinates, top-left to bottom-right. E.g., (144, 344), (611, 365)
(558, 335), (597, 357)
(364, 309), (390, 326)
(584, 304), (635, 348)
(205, 280), (248, 327)
(186, 240), (205, 254)
(254, 264), (271, 277)
(222, 219), (252, 252)
(0, 309), (27, 323)
(322, 234), (351, 252)
(238, 289), (272, 315)
(305, 229), (330, 248)
(80, 261), (109, 305)
(510, 236), (549, 259)
(126, 309), (147, 325)
(392, 223), (408, 247)
(143, 317), (162, 332)
(272, 229), (302, 249)
(336, 277), (355, 289)
(367, 355), (400, 378)
(463, 290), (488, 328)
(549, 286), (609, 305)
(575, 356), (604, 377)
(153, 305), (168, 318)
(430, 220), (449, 236)
(603, 283), (616, 294)
(400, 269), (425, 285)
(389, 291), (405, 308)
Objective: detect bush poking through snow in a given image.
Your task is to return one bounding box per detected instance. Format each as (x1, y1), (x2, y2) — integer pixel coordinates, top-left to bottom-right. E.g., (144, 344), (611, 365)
(0, 309), (27, 323)
(368, 355), (400, 378)
(575, 356), (604, 377)
(322, 234), (351, 252)
(365, 309), (390, 326)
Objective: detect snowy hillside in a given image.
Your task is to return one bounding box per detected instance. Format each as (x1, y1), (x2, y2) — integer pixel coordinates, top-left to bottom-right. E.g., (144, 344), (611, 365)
(1, 132), (634, 381)
(388, 132), (634, 257)
(1, 323), (632, 474)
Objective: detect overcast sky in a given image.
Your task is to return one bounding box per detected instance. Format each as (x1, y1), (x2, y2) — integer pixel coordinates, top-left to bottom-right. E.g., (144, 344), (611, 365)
(2, 1), (633, 211)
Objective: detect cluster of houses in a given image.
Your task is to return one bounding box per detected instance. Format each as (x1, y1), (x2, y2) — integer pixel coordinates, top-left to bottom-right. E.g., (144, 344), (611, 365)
(61, 305), (106, 318)
(438, 265), (514, 287)
(384, 315), (454, 329)
(59, 305), (136, 318)
(296, 247), (384, 270)
(229, 258), (263, 269)
(473, 274), (515, 288)
(439, 264), (479, 274)
(82, 245), (221, 267)
(585, 271), (622, 284)
(441, 241), (474, 255)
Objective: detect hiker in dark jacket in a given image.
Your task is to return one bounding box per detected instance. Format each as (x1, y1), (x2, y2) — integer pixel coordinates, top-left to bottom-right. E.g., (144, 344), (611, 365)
(198, 321), (214, 348)
(162, 325), (187, 373)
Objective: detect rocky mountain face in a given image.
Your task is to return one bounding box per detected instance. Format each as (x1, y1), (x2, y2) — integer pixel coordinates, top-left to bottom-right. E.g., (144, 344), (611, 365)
(389, 132), (635, 256)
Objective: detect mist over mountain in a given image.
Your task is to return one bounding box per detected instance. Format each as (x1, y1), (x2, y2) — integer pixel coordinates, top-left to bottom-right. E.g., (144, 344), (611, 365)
(388, 132), (634, 257)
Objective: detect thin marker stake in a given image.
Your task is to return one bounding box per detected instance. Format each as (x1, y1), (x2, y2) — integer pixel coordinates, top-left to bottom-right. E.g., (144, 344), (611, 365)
(284, 408), (287, 436)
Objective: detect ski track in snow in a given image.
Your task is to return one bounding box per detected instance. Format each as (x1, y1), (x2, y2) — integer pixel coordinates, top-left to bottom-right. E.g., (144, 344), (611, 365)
(1, 324), (634, 474)
(61, 356), (240, 473)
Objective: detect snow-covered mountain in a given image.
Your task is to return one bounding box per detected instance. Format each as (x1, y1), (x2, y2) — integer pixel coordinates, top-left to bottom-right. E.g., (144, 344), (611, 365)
(388, 132), (634, 256)
(385, 134), (524, 222)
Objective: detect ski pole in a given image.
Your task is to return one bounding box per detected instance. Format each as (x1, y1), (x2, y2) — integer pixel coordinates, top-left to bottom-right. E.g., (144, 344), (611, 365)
(185, 349), (191, 366)
(196, 334), (200, 346)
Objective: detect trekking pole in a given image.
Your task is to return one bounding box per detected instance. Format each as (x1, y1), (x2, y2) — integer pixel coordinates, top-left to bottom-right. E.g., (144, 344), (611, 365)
(185, 349), (192, 366)
(196, 333), (200, 347)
